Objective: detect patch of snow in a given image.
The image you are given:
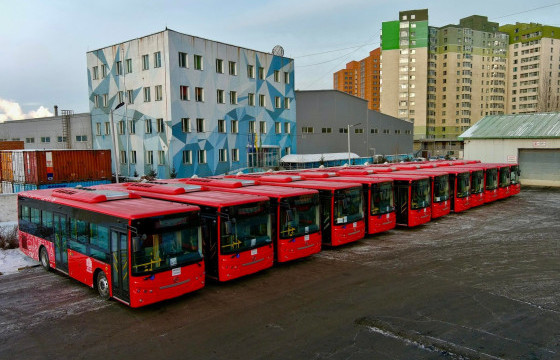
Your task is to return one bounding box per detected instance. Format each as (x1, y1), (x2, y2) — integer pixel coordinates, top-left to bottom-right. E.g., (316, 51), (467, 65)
(0, 248), (39, 275)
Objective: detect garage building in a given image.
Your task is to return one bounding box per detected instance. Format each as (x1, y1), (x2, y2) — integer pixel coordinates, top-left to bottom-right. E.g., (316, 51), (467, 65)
(460, 113), (560, 187)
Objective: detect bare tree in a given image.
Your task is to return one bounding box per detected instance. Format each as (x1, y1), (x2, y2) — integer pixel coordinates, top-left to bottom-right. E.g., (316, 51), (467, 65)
(537, 73), (560, 112)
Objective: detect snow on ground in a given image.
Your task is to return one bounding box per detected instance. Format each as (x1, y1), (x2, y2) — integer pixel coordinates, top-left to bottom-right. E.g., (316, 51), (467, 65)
(0, 220), (38, 275)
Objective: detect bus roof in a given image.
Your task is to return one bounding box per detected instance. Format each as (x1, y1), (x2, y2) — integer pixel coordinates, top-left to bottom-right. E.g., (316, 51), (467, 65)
(18, 188), (199, 219)
(317, 176), (393, 185)
(369, 173), (430, 182)
(200, 184), (317, 199)
(418, 167), (471, 175)
(394, 170), (449, 178)
(129, 189), (270, 208)
(259, 179), (362, 191)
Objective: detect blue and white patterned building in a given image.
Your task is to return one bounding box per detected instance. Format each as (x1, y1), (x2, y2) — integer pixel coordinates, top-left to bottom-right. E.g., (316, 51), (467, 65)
(86, 29), (296, 178)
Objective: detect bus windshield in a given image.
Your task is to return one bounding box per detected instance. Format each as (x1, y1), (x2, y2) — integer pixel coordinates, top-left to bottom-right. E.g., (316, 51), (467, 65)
(279, 194), (320, 239)
(510, 165), (519, 184)
(131, 212), (202, 276)
(457, 173), (471, 198)
(371, 182), (395, 215)
(411, 178), (431, 210)
(499, 167), (511, 188)
(220, 201), (272, 255)
(485, 169), (498, 190)
(334, 187), (364, 224)
(471, 171), (484, 194)
(433, 175), (449, 203)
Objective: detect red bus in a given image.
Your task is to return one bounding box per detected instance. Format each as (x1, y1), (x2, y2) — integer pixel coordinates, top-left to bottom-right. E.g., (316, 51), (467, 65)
(178, 178), (322, 263)
(496, 164), (512, 199)
(509, 164), (521, 195)
(305, 176), (396, 235)
(461, 163), (499, 203)
(393, 170), (451, 219)
(447, 166), (486, 208)
(229, 175), (366, 247)
(18, 188), (204, 307)
(93, 182), (274, 282)
(421, 168), (471, 212)
(370, 173), (432, 227)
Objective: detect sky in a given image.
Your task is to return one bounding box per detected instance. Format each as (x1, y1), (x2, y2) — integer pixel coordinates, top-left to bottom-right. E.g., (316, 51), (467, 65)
(1, 0), (559, 120)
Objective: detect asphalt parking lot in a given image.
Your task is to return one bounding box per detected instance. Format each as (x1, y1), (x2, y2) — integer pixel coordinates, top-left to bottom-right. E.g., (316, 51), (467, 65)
(1, 187), (559, 359)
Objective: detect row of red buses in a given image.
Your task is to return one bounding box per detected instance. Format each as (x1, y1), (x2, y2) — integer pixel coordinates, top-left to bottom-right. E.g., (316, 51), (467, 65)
(94, 182), (274, 282)
(176, 177), (323, 263)
(421, 168), (471, 212)
(394, 170), (451, 219)
(18, 187), (205, 308)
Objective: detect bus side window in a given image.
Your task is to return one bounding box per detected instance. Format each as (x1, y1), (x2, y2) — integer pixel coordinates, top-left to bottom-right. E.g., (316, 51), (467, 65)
(30, 207), (41, 237)
(68, 218), (88, 254)
(90, 224), (110, 262)
(19, 205), (32, 233)
(40, 210), (54, 241)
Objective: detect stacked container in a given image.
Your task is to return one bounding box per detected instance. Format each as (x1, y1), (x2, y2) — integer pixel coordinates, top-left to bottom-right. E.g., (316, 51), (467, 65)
(0, 149), (112, 193)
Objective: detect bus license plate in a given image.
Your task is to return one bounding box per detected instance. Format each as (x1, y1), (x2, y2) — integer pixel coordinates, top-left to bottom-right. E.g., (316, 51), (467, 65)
(251, 249), (258, 256)
(172, 267), (181, 276)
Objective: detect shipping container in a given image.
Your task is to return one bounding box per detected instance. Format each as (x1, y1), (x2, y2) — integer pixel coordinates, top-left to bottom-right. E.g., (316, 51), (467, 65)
(0, 151), (14, 182)
(1, 181), (13, 194)
(0, 141), (24, 150)
(12, 151), (25, 183)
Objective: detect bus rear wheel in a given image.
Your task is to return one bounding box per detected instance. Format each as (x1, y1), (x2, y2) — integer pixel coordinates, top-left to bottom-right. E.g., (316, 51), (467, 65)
(39, 247), (50, 271)
(96, 272), (110, 300)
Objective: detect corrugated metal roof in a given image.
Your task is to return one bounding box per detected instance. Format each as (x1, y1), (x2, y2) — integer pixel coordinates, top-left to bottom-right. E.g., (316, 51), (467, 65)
(459, 113), (560, 139)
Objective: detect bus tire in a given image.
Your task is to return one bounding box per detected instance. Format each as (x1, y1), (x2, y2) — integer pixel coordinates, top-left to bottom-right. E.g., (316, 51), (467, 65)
(39, 247), (50, 271)
(96, 271), (110, 300)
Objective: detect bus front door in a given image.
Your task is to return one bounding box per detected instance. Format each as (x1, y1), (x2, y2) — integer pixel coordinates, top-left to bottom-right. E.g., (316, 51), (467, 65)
(395, 185), (408, 225)
(111, 230), (130, 303)
(53, 213), (68, 273)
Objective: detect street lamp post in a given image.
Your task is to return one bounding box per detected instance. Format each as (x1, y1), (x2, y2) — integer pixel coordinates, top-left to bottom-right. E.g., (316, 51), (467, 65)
(347, 122), (361, 165)
(110, 102), (125, 183)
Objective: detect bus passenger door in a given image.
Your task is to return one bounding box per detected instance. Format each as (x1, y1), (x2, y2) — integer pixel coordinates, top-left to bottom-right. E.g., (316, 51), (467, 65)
(395, 185), (408, 225)
(319, 193), (332, 244)
(111, 230), (130, 303)
(53, 213), (68, 273)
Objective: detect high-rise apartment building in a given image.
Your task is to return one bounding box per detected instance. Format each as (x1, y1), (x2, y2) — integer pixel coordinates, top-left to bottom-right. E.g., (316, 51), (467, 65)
(86, 29), (296, 178)
(500, 23), (560, 114)
(333, 48), (381, 111)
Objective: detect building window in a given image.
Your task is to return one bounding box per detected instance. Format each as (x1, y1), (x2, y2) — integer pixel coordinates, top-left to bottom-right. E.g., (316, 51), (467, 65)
(322, 128), (332, 133)
(118, 120), (125, 134)
(128, 120), (135, 134)
(194, 55), (203, 70)
(146, 151), (153, 165)
(196, 118), (205, 133)
(195, 87), (204, 102)
(92, 66), (98, 80)
(339, 128), (348, 133)
(182, 118), (191, 133)
(275, 122), (281, 134)
(130, 151), (137, 164)
(156, 118), (164, 133)
(117, 91), (124, 104)
(284, 72), (290, 84)
(142, 54), (149, 70)
(284, 146), (291, 155)
(179, 52), (188, 68)
(125, 59), (132, 74)
(229, 61), (237, 75)
(143, 87), (151, 102)
(57, 136), (67, 143)
(217, 89), (225, 103)
(248, 93), (255, 106)
(284, 98), (290, 109)
(25, 137), (35, 143)
(101, 64), (107, 78)
(274, 70), (280, 82)
(41, 137), (50, 143)
(371, 128), (378, 134)
(120, 151), (127, 164)
(93, 95), (99, 108)
(259, 94), (266, 107)
(198, 150), (207, 164)
(155, 85), (163, 101)
(218, 119), (226, 133)
(301, 127), (314, 134)
(231, 148), (239, 162)
(154, 51), (161, 68)
(145, 119), (152, 134)
(219, 149), (228, 162)
(180, 85), (190, 101)
(105, 122), (111, 135)
(284, 122), (291, 134)
(275, 96), (281, 108)
(182, 150), (192, 165)
(216, 59), (224, 73)
(102, 94), (108, 107)
(96, 123), (101, 136)
(247, 65), (255, 78)
(127, 89), (134, 104)
(158, 150), (165, 165)
(355, 128), (363, 134)
(259, 121), (267, 134)
(230, 91), (237, 105)
(115, 61), (122, 76)
(231, 120), (239, 134)
(249, 121), (256, 134)
(258, 67), (265, 80)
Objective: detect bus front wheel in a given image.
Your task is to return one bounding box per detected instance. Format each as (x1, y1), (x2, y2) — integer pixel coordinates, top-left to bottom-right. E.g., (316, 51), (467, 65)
(96, 272), (110, 300)
(39, 247), (50, 271)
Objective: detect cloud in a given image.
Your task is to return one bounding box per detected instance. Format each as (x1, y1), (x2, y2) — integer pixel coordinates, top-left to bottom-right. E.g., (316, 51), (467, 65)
(0, 98), (53, 123)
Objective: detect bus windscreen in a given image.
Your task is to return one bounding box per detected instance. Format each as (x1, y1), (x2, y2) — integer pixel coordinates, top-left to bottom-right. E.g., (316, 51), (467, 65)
(457, 173), (471, 198)
(433, 175), (450, 203)
(334, 187), (364, 224)
(371, 182), (395, 215)
(411, 179), (431, 210)
(220, 201), (272, 255)
(279, 194), (320, 239)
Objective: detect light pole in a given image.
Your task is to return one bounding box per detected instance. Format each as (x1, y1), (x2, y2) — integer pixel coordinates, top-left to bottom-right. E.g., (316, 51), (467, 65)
(110, 102), (125, 183)
(347, 122), (361, 165)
